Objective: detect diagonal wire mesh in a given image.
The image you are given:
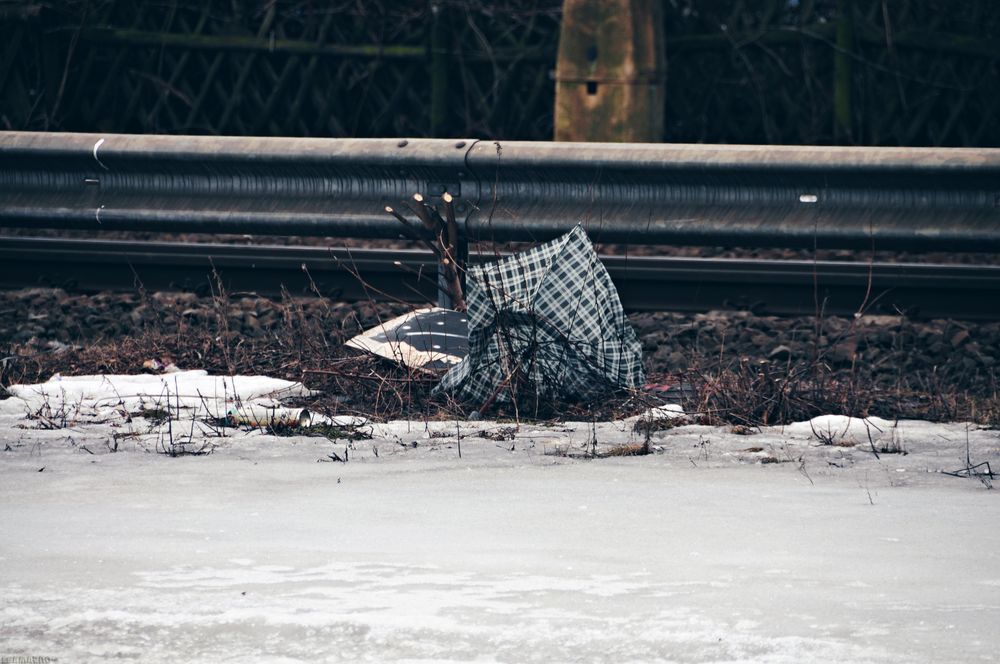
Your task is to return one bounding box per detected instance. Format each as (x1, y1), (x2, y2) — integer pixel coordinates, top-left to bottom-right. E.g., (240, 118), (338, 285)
(1, 1), (998, 145)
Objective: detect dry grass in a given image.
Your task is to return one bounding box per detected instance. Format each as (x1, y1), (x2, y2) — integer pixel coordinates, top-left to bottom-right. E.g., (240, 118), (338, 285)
(3, 283), (999, 426)
(676, 351), (1000, 427)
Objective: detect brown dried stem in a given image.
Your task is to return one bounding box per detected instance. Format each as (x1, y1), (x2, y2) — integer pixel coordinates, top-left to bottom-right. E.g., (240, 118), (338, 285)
(386, 194), (466, 311)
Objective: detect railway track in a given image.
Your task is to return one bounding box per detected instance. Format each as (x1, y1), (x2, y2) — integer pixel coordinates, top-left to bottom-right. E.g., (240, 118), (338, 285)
(3, 132), (998, 318)
(2, 236), (998, 319)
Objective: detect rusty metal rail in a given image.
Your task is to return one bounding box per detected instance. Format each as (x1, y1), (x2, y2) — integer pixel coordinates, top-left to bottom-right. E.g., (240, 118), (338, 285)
(3, 237), (999, 319)
(2, 132), (1000, 252)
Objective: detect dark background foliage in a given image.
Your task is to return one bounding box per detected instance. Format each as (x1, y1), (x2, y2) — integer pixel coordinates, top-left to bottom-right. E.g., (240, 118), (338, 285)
(2, 0), (998, 145)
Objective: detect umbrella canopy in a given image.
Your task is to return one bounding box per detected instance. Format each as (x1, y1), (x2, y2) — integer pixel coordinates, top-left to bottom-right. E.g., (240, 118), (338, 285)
(436, 225), (644, 411)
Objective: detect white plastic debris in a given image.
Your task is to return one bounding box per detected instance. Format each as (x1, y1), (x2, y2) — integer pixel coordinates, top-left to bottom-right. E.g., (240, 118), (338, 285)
(227, 406), (313, 428)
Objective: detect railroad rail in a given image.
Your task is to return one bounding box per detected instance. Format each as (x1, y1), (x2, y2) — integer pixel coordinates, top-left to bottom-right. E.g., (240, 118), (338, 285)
(2, 132), (998, 318)
(3, 132), (1000, 252)
(2, 237), (999, 319)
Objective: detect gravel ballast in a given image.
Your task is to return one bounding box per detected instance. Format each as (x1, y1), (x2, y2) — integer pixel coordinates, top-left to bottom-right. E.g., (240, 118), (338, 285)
(1, 287), (997, 422)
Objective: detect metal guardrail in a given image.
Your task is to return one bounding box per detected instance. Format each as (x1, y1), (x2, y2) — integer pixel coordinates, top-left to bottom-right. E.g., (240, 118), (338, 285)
(3, 132), (1000, 251)
(3, 237), (1000, 319)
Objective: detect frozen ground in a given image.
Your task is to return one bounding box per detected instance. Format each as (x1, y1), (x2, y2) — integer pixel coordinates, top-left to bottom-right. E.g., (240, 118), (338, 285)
(1, 376), (999, 663)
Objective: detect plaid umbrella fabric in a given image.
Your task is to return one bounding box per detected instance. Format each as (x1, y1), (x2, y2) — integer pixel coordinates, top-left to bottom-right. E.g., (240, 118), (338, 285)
(435, 225), (644, 409)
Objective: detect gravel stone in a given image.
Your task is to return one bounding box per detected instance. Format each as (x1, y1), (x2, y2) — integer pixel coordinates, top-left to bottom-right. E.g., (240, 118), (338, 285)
(1, 288), (997, 400)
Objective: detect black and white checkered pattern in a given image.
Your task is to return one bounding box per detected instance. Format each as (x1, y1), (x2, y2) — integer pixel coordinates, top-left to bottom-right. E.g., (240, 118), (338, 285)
(435, 225), (644, 408)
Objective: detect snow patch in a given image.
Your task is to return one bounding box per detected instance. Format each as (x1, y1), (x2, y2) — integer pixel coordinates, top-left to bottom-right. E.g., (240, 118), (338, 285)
(5, 370), (313, 416)
(787, 415), (895, 446)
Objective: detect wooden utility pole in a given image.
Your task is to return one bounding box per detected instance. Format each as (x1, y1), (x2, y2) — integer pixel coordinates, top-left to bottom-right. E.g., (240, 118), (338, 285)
(554, 0), (665, 142)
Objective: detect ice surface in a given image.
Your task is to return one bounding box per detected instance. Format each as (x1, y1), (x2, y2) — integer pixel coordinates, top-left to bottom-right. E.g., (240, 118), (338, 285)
(1, 396), (999, 663)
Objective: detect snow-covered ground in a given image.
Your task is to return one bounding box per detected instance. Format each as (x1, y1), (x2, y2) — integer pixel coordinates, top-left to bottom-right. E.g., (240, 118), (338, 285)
(1, 375), (999, 663)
